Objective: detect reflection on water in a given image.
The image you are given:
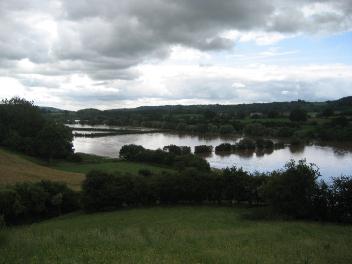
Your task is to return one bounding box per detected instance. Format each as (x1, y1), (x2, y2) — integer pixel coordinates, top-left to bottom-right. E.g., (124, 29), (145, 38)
(73, 132), (352, 180)
(66, 124), (155, 131)
(289, 144), (306, 154)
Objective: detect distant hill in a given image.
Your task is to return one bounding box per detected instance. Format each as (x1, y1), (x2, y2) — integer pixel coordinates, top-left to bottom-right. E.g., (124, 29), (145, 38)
(331, 96), (352, 106)
(41, 96), (351, 113)
(39, 106), (66, 113)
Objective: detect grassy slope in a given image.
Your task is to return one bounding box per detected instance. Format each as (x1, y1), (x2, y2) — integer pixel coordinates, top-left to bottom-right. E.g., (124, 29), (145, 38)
(0, 149), (173, 190)
(51, 160), (174, 175)
(1, 206), (352, 264)
(0, 149), (84, 190)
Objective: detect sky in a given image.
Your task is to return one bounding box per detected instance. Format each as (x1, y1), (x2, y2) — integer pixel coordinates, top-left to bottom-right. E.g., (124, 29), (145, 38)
(0, 0), (351, 110)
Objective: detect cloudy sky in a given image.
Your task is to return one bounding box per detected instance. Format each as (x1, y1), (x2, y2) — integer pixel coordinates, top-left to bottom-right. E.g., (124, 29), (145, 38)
(0, 0), (351, 110)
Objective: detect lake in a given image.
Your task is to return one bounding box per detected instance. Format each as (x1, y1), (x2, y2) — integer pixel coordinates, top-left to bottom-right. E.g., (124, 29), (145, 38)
(72, 131), (352, 180)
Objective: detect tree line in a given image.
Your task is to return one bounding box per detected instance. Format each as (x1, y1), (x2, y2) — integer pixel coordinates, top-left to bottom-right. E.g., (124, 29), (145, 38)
(82, 159), (352, 223)
(1, 157), (351, 226)
(49, 96), (352, 142)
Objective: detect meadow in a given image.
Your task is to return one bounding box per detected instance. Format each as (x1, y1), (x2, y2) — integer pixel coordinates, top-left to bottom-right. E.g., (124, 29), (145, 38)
(0, 148), (84, 190)
(0, 148), (173, 190)
(1, 206), (352, 264)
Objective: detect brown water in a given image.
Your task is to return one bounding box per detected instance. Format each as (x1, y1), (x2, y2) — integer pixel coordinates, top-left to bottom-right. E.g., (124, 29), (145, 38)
(73, 132), (352, 180)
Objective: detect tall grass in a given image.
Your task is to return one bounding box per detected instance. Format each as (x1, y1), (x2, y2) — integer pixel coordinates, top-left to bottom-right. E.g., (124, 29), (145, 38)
(1, 206), (352, 263)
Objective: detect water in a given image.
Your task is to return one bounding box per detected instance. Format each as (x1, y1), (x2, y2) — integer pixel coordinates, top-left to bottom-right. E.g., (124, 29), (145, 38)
(66, 124), (155, 131)
(73, 132), (352, 180)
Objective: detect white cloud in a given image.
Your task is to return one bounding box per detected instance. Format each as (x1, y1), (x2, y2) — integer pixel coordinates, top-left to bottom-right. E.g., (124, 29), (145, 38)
(0, 0), (351, 109)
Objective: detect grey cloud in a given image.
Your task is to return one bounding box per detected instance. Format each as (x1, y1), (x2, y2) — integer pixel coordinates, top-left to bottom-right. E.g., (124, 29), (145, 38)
(89, 69), (139, 81)
(2, 0), (352, 76)
(53, 76), (352, 109)
(0, 0), (352, 107)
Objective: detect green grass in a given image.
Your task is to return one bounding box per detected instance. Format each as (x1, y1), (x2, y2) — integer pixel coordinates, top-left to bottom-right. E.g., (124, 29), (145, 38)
(0, 148), (173, 190)
(51, 160), (174, 175)
(1, 206), (352, 264)
(0, 148), (84, 190)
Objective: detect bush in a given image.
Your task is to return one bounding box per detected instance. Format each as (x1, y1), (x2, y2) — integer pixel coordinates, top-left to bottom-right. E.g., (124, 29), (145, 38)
(174, 154), (210, 172)
(163, 145), (191, 155)
(289, 108), (307, 122)
(120, 145), (210, 171)
(243, 123), (268, 137)
(329, 176), (352, 223)
(290, 136), (302, 145)
(274, 142), (285, 149)
(276, 127), (294, 137)
(0, 189), (24, 225)
(138, 169), (153, 177)
(80, 163), (351, 223)
(194, 145), (213, 154)
(0, 181), (79, 225)
(264, 160), (320, 219)
(215, 143), (232, 152)
(236, 138), (255, 150)
(256, 139), (274, 149)
(219, 125), (234, 134)
(120, 144), (145, 160)
(82, 168), (262, 211)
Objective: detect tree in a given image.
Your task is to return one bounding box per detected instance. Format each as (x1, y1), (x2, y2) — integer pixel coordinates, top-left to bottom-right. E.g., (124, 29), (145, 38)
(219, 124), (234, 134)
(119, 144), (145, 160)
(35, 121), (73, 160)
(194, 145), (213, 154)
(289, 108), (307, 122)
(264, 160), (320, 218)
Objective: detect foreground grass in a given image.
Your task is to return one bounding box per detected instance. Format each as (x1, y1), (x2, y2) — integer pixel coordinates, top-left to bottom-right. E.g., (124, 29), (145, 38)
(1, 206), (352, 264)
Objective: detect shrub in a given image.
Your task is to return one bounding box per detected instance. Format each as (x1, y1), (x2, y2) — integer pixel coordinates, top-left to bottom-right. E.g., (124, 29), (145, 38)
(138, 169), (153, 177)
(80, 163), (351, 223)
(236, 138), (255, 150)
(82, 170), (118, 211)
(0, 181), (79, 225)
(163, 145), (191, 155)
(276, 127), (294, 137)
(256, 139), (274, 149)
(194, 145), (213, 154)
(120, 145), (210, 171)
(290, 136), (302, 145)
(264, 160), (320, 219)
(243, 123), (268, 137)
(289, 108), (307, 122)
(219, 125), (234, 134)
(174, 154), (211, 172)
(329, 176), (352, 223)
(0, 189), (24, 225)
(119, 144), (145, 160)
(215, 143), (232, 152)
(274, 142), (285, 149)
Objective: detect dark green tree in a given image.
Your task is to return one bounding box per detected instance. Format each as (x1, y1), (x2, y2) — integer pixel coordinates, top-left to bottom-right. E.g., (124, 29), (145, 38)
(289, 108), (307, 122)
